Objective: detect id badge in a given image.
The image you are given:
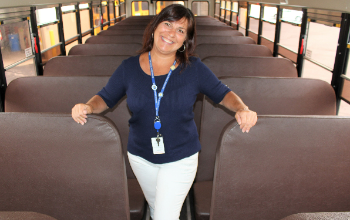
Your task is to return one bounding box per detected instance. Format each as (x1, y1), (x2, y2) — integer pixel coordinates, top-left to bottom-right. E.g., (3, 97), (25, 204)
(151, 137), (165, 154)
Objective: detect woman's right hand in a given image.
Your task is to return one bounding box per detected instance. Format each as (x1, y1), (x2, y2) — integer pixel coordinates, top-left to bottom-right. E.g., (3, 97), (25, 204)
(72, 103), (93, 125)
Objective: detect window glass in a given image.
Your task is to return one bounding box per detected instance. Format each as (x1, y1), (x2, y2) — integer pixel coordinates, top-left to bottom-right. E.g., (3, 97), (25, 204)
(80, 9), (91, 33)
(279, 22), (301, 53)
(109, 2), (115, 24)
(0, 20), (35, 84)
(301, 59), (332, 83)
(65, 40), (78, 55)
(263, 6), (277, 23)
(132, 1), (149, 16)
(62, 9), (78, 40)
(62, 5), (75, 12)
(92, 5), (101, 34)
(192, 2), (209, 16)
(102, 6), (108, 24)
(239, 7), (247, 36)
(225, 1), (231, 22)
(38, 23), (60, 51)
(346, 49), (350, 76)
(262, 21), (275, 40)
(232, 2), (238, 12)
(36, 7), (57, 25)
(249, 4), (260, 19)
(215, 0), (220, 17)
(282, 9), (302, 24)
(156, 1), (184, 14)
(79, 3), (89, 9)
(82, 34), (91, 44)
(338, 100), (350, 116)
(305, 21), (340, 70)
(142, 2), (148, 10)
(249, 4), (259, 33)
(115, 2), (120, 18)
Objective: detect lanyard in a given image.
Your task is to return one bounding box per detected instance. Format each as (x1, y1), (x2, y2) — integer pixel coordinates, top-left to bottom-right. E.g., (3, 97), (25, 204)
(148, 51), (176, 132)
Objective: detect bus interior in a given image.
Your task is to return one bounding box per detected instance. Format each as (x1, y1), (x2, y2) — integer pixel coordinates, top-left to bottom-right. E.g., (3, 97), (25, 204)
(0, 0), (349, 219)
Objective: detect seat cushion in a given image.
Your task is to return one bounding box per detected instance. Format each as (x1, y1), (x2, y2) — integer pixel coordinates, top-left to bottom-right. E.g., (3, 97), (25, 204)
(129, 179), (145, 220)
(193, 181), (213, 220)
(281, 212), (350, 220)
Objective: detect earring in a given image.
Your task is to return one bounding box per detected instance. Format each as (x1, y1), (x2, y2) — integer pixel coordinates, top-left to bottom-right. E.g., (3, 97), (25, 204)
(152, 33), (153, 38)
(178, 44), (186, 52)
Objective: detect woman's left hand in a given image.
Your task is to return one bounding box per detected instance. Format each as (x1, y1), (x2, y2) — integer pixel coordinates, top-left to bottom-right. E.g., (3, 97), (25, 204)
(235, 109), (257, 133)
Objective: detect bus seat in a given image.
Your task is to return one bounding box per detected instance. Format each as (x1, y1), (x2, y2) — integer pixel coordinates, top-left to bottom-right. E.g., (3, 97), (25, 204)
(281, 212), (350, 220)
(202, 57), (298, 78)
(85, 35), (144, 44)
(98, 29), (145, 36)
(0, 212), (57, 220)
(68, 43), (142, 56)
(0, 113), (129, 220)
(193, 56), (298, 135)
(196, 29), (243, 36)
(43, 55), (130, 76)
(108, 25), (147, 31)
(5, 77), (146, 220)
(194, 77), (337, 220)
(195, 25), (235, 30)
(195, 44), (273, 59)
(196, 36), (256, 45)
(210, 116), (350, 220)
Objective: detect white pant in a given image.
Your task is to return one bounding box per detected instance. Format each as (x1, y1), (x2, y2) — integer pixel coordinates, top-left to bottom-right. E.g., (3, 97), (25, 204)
(127, 152), (198, 220)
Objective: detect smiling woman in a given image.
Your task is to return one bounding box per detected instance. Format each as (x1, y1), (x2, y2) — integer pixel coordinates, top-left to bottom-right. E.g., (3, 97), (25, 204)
(72, 4), (257, 220)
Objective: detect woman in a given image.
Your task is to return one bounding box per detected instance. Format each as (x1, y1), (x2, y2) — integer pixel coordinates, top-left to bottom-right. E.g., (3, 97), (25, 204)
(72, 4), (257, 220)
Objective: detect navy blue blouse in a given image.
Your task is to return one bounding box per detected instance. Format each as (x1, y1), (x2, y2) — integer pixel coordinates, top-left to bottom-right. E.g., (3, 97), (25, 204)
(97, 55), (231, 164)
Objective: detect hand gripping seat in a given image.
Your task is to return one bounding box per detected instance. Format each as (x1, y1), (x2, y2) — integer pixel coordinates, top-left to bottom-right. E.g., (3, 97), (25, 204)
(194, 77), (337, 220)
(5, 77), (146, 220)
(211, 116), (350, 220)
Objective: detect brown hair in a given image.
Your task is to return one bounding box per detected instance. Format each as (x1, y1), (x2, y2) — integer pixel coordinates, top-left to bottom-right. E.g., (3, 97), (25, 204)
(138, 4), (196, 66)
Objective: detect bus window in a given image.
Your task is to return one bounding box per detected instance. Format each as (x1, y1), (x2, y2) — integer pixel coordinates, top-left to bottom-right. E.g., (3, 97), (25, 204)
(92, 5), (101, 35)
(0, 20), (35, 84)
(279, 10), (303, 62)
(132, 1), (149, 16)
(261, 5), (277, 53)
(248, 4), (260, 42)
(156, 1), (184, 14)
(238, 6), (247, 36)
(192, 1), (209, 16)
(214, 0), (220, 18)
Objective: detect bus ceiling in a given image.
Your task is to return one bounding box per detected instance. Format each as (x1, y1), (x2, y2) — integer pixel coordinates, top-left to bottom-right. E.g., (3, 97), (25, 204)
(0, 0), (349, 14)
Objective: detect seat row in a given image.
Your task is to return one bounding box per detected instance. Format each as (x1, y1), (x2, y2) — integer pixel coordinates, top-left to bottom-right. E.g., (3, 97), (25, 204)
(1, 113), (349, 220)
(2, 15), (347, 220)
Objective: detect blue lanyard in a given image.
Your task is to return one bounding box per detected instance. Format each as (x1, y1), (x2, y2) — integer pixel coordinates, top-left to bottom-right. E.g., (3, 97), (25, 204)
(149, 51), (176, 132)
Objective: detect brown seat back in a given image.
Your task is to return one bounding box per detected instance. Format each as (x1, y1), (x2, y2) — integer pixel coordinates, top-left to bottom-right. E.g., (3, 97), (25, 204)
(108, 25), (147, 30)
(196, 36), (255, 45)
(211, 116), (350, 220)
(202, 56), (298, 77)
(197, 77), (336, 182)
(195, 44), (273, 59)
(196, 29), (243, 36)
(68, 43), (141, 56)
(0, 113), (129, 220)
(5, 76), (135, 179)
(280, 212), (350, 220)
(98, 29), (145, 35)
(85, 35), (143, 44)
(44, 55), (130, 76)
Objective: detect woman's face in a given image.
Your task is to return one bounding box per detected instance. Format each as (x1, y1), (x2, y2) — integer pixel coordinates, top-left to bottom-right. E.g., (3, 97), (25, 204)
(152, 17), (188, 56)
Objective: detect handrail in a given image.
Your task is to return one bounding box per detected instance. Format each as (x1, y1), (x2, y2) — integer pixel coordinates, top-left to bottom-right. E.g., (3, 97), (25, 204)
(41, 42), (62, 54)
(4, 55), (35, 71)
